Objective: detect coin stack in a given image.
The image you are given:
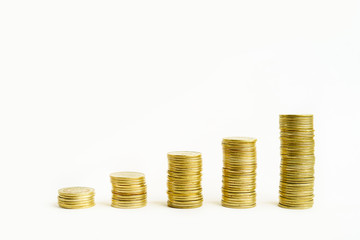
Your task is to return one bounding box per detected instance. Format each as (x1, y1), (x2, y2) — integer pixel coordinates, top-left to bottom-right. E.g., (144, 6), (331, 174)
(167, 151), (203, 208)
(279, 114), (315, 209)
(110, 172), (147, 209)
(58, 187), (95, 209)
(222, 137), (257, 208)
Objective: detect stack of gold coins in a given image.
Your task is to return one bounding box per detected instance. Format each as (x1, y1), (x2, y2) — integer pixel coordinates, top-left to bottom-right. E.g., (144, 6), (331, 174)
(279, 114), (315, 209)
(58, 187), (95, 209)
(167, 151), (203, 208)
(222, 137), (257, 208)
(110, 172), (147, 209)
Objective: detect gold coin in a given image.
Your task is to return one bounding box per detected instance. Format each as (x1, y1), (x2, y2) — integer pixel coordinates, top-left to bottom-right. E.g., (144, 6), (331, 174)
(167, 200), (202, 209)
(59, 203), (95, 209)
(110, 171), (145, 179)
(58, 187), (94, 196)
(111, 201), (147, 209)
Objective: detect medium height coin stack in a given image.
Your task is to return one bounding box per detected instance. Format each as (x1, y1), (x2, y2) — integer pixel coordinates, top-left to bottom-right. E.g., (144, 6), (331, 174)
(110, 172), (147, 209)
(167, 151), (203, 208)
(222, 137), (257, 208)
(279, 115), (315, 209)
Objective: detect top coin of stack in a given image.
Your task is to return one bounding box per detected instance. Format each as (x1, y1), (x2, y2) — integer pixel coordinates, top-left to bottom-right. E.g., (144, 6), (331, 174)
(222, 137), (257, 208)
(110, 172), (147, 209)
(167, 151), (203, 209)
(279, 114), (315, 209)
(58, 187), (95, 209)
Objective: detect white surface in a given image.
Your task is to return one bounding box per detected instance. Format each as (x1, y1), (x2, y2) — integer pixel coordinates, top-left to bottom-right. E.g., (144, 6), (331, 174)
(0, 1), (359, 239)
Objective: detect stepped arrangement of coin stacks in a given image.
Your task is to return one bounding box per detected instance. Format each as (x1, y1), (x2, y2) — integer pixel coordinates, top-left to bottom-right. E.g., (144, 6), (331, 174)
(58, 187), (95, 209)
(110, 172), (147, 209)
(222, 137), (257, 208)
(167, 151), (203, 208)
(56, 114), (317, 210)
(279, 114), (315, 209)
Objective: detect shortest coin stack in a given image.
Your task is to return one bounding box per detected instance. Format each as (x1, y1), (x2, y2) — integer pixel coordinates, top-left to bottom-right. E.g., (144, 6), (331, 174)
(58, 187), (95, 209)
(110, 172), (147, 209)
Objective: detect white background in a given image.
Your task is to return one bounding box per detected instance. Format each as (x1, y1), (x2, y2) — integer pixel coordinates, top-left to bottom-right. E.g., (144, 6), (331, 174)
(0, 0), (359, 239)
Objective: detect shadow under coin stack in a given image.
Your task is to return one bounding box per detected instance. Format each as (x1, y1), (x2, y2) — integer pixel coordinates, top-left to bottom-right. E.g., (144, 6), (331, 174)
(58, 187), (95, 209)
(222, 137), (257, 208)
(110, 172), (147, 209)
(279, 114), (315, 209)
(167, 151), (203, 208)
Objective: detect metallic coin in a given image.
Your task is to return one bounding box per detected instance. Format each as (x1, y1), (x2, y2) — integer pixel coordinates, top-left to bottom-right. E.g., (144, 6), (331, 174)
(278, 203), (313, 210)
(58, 196), (94, 203)
(222, 201), (256, 209)
(110, 171), (145, 179)
(111, 201), (147, 209)
(167, 200), (202, 209)
(58, 195), (94, 201)
(58, 187), (94, 196)
(168, 151), (201, 157)
(58, 200), (95, 207)
(59, 203), (95, 209)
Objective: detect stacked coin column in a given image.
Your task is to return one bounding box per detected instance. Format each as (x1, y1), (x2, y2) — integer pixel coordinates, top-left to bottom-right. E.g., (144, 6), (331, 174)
(222, 137), (257, 208)
(167, 151), (203, 208)
(279, 115), (315, 209)
(110, 172), (147, 209)
(58, 187), (95, 209)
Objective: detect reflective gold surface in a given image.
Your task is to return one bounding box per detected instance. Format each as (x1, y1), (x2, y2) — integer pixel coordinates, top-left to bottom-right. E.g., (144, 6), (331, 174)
(167, 151), (203, 208)
(222, 137), (257, 208)
(110, 171), (147, 209)
(58, 187), (95, 209)
(279, 114), (315, 209)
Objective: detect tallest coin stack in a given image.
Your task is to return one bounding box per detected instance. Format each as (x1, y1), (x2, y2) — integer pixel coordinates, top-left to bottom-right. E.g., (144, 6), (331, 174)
(279, 115), (315, 209)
